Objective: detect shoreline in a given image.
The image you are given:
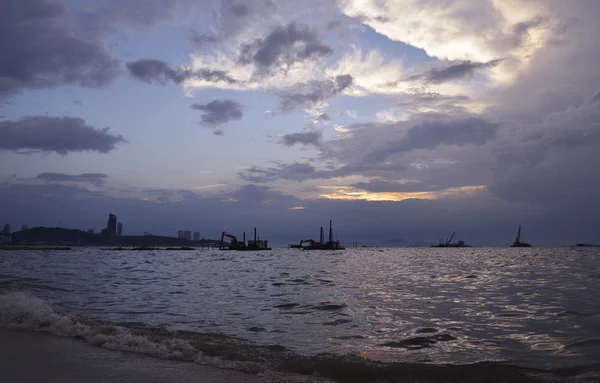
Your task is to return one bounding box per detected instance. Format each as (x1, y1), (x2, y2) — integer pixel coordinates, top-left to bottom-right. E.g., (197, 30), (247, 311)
(0, 328), (266, 383)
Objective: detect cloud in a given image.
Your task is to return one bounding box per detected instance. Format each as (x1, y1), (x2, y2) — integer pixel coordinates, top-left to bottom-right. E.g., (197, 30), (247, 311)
(280, 129), (323, 148)
(338, 0), (557, 86)
(593, 91), (600, 103)
(237, 160), (411, 184)
(409, 59), (504, 84)
(239, 21), (333, 75)
(326, 20), (344, 30)
(0, 0), (119, 97)
(191, 99), (244, 133)
(230, 184), (296, 203)
(318, 112), (331, 121)
(94, 0), (199, 29)
(126, 59), (236, 85)
(319, 185), (485, 202)
(238, 162), (317, 183)
(362, 117), (500, 163)
(0, 116), (126, 155)
(275, 75), (353, 113)
(352, 180), (437, 193)
(187, 0), (276, 46)
(338, 0), (552, 62)
(2, 180), (586, 246)
(36, 173), (108, 187)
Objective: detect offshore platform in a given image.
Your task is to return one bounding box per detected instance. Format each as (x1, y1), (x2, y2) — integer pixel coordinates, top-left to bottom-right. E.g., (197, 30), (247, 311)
(431, 232), (469, 247)
(219, 227), (271, 251)
(510, 225), (531, 247)
(290, 220), (345, 250)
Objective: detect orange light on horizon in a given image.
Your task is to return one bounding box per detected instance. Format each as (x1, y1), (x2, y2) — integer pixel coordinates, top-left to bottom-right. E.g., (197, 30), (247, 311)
(318, 185), (486, 202)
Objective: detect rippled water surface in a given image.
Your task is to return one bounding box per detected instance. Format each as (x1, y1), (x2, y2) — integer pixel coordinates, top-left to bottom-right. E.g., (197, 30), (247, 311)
(1, 247), (599, 370)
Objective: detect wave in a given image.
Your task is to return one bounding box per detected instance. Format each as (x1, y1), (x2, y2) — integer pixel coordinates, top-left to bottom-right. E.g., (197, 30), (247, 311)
(0, 292), (596, 382)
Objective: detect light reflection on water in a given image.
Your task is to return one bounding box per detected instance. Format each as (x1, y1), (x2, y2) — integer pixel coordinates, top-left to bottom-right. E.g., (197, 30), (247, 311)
(1, 247), (599, 368)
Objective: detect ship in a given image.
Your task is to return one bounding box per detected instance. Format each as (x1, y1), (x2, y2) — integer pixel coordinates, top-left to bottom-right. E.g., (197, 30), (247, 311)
(510, 225), (531, 247)
(293, 220), (345, 250)
(219, 228), (271, 251)
(431, 232), (469, 247)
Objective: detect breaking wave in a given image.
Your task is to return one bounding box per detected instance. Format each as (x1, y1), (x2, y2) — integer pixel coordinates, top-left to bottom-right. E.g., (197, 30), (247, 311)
(0, 292), (596, 382)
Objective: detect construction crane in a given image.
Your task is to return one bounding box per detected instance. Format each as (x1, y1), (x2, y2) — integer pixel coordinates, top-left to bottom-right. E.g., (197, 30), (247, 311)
(299, 239), (315, 248)
(219, 231), (246, 250)
(446, 232), (456, 245)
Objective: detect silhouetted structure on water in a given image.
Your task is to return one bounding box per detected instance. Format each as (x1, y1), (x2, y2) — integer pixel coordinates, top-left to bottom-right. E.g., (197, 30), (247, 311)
(510, 225), (531, 247)
(290, 220), (345, 250)
(219, 227), (271, 251)
(432, 232), (469, 247)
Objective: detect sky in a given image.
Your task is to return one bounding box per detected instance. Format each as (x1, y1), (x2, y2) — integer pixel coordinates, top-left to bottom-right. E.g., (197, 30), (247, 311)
(1, 0), (600, 246)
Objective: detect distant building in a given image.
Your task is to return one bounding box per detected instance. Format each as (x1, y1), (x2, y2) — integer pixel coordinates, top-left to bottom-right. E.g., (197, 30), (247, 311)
(0, 234), (10, 244)
(144, 232), (152, 236)
(117, 222), (123, 236)
(21, 225), (28, 231)
(194, 232), (200, 241)
(87, 229), (95, 234)
(2, 223), (10, 235)
(177, 230), (192, 240)
(107, 214), (117, 243)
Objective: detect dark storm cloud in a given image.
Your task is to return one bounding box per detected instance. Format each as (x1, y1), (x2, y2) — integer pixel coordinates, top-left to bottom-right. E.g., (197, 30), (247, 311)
(281, 129), (323, 147)
(0, 0), (119, 97)
(363, 118), (500, 163)
(36, 173), (108, 187)
(407, 59), (504, 84)
(276, 75), (353, 113)
(239, 21), (333, 74)
(489, 144), (600, 209)
(0, 116), (126, 155)
(126, 59), (236, 85)
(191, 99), (244, 134)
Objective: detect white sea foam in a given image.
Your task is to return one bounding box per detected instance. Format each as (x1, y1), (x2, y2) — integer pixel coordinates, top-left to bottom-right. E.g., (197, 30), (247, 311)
(0, 292), (270, 374)
(0, 292), (195, 358)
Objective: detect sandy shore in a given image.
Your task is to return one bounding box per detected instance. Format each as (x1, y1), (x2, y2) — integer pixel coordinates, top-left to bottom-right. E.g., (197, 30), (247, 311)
(0, 329), (265, 383)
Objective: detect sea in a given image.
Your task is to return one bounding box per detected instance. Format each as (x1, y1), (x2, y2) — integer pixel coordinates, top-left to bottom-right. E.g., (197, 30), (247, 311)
(1, 247), (599, 382)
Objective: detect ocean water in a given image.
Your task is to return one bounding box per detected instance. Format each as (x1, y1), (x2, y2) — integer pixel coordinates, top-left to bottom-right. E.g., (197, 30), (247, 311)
(1, 247), (599, 382)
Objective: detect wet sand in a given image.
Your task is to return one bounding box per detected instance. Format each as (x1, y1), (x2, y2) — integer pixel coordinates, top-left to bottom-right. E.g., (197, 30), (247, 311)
(0, 329), (264, 383)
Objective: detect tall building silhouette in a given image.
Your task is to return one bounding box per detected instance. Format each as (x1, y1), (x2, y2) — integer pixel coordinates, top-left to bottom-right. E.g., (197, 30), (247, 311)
(194, 232), (200, 241)
(117, 222), (123, 236)
(107, 214), (117, 243)
(2, 223), (10, 235)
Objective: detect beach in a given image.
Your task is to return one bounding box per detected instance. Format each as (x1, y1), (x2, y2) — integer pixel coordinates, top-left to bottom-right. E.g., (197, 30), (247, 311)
(0, 329), (264, 383)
